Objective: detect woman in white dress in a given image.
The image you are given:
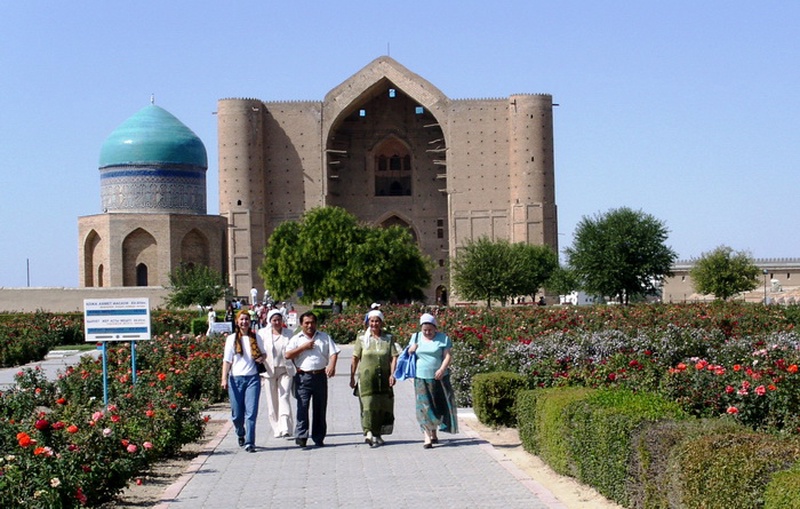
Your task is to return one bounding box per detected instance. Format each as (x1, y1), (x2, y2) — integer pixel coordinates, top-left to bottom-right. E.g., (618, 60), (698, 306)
(257, 309), (296, 438)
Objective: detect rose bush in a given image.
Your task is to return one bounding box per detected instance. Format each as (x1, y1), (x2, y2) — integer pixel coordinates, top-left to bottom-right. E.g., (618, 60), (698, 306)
(324, 303), (800, 430)
(0, 327), (222, 507)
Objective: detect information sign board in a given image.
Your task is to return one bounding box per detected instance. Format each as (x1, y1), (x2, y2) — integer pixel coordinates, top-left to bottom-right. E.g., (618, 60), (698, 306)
(84, 298), (152, 342)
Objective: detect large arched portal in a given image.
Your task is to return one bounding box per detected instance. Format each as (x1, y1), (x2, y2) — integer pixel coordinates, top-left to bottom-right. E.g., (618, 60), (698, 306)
(324, 79), (449, 302)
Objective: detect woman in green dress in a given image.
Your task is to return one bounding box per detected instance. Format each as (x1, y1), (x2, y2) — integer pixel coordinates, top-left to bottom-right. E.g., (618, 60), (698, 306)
(349, 309), (400, 447)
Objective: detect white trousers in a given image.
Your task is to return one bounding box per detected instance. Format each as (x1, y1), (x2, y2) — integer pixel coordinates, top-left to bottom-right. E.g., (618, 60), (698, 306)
(262, 367), (293, 436)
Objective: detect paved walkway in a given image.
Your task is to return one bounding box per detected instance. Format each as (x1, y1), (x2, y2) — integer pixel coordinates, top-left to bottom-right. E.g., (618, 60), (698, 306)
(1, 346), (566, 509)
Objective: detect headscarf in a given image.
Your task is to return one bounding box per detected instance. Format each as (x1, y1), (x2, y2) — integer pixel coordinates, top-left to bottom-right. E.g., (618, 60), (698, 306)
(367, 309), (384, 322)
(266, 309), (284, 325)
(419, 313), (437, 327)
(363, 309), (385, 348)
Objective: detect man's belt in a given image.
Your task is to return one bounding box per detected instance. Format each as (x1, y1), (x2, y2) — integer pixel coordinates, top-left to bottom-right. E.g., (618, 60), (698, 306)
(296, 368), (325, 375)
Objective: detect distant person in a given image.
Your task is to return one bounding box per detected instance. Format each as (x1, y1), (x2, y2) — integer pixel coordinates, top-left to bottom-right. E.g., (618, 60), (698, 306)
(537, 296), (546, 306)
(221, 310), (266, 452)
(349, 309), (399, 447)
(257, 309), (296, 439)
(250, 287), (258, 306)
(285, 311), (340, 447)
(407, 313), (458, 449)
(206, 307), (216, 335)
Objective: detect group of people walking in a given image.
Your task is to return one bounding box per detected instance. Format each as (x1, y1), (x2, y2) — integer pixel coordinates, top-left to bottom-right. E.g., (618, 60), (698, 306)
(220, 308), (458, 452)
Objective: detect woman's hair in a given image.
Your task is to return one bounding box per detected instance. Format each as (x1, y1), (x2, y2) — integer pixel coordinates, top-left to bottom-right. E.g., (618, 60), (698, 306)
(235, 309), (251, 341)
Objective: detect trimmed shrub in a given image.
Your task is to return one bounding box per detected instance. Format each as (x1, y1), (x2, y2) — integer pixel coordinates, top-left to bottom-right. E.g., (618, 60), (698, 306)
(515, 386), (594, 476)
(471, 371), (525, 427)
(629, 418), (743, 509)
(565, 389), (687, 507)
(764, 462), (800, 509)
(670, 431), (800, 509)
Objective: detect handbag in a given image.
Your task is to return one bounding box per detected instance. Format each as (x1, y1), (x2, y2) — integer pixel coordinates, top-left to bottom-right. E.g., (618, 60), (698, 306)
(394, 335), (418, 381)
(256, 360), (267, 374)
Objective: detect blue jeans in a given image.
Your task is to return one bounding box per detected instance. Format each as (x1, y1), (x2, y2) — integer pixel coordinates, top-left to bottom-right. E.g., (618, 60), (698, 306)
(228, 374), (261, 447)
(294, 372), (328, 443)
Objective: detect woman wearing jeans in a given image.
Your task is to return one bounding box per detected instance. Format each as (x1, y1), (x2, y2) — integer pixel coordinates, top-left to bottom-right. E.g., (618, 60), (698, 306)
(221, 310), (266, 452)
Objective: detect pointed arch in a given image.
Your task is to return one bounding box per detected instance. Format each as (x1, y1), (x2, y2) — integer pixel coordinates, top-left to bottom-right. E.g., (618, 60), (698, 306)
(377, 212), (419, 243)
(372, 135), (413, 196)
(83, 230), (102, 287)
(180, 228), (210, 267)
(122, 228), (157, 287)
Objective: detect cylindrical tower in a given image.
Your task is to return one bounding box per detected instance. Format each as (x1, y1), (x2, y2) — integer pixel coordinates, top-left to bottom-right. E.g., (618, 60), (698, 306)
(507, 93), (558, 251)
(217, 98), (267, 296)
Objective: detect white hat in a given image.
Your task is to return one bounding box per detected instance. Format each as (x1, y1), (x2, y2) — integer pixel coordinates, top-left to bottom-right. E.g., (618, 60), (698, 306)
(419, 313), (437, 327)
(266, 309), (284, 323)
(370, 302), (381, 309)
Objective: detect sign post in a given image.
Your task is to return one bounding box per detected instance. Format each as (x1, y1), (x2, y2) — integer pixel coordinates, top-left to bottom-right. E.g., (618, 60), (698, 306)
(84, 298), (152, 406)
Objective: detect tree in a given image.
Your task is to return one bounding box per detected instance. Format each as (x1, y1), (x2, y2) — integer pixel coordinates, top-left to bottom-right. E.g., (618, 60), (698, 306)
(564, 207), (677, 304)
(512, 243), (559, 299)
(165, 264), (227, 309)
(690, 246), (760, 301)
(258, 207), (431, 305)
(545, 265), (581, 297)
(450, 237), (557, 307)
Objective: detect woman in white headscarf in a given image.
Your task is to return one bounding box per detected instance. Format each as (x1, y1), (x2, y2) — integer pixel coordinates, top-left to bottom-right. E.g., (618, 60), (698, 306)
(256, 309), (296, 438)
(408, 312), (458, 449)
(349, 309), (400, 447)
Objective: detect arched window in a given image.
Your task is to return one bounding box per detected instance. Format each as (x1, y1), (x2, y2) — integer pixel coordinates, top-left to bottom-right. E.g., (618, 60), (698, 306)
(97, 265), (104, 288)
(374, 137), (412, 196)
(136, 263), (148, 287)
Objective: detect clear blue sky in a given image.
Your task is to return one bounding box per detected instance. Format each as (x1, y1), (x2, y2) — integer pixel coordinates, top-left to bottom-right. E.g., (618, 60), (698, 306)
(1, 1), (798, 288)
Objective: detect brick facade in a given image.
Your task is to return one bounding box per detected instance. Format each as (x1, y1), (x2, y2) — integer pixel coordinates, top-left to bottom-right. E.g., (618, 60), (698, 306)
(218, 56), (558, 303)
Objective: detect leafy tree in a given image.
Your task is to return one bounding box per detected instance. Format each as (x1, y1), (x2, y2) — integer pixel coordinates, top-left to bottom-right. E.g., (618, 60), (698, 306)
(690, 246), (760, 300)
(344, 226), (431, 303)
(564, 207), (677, 304)
(165, 264), (227, 309)
(546, 265), (581, 297)
(512, 243), (559, 299)
(258, 207), (431, 305)
(451, 237), (557, 307)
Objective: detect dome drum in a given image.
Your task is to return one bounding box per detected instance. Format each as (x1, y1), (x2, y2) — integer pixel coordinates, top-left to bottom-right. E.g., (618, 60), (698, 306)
(100, 165), (207, 214)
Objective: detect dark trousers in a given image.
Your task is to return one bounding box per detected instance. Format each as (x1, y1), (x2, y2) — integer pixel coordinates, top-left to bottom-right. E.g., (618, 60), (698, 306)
(294, 372), (328, 443)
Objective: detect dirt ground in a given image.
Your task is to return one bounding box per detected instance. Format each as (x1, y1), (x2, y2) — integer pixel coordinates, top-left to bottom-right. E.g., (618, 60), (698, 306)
(106, 408), (621, 509)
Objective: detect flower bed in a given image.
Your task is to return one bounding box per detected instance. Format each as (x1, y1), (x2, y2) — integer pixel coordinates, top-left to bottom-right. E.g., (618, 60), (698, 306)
(0, 331), (224, 507)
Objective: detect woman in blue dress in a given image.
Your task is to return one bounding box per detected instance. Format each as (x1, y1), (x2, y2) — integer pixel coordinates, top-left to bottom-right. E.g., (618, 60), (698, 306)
(407, 312), (458, 448)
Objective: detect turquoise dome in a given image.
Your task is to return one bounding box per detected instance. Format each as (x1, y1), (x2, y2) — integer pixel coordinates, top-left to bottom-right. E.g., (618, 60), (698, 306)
(99, 105), (207, 168)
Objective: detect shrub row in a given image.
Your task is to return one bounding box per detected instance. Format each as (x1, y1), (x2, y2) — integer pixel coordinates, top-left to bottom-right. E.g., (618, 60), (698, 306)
(473, 374), (800, 508)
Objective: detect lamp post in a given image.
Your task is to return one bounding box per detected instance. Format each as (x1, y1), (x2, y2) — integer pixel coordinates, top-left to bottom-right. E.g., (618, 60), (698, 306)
(763, 269), (769, 304)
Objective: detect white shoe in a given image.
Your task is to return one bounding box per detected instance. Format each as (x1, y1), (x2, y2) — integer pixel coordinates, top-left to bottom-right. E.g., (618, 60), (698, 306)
(364, 431), (373, 446)
(374, 436), (385, 446)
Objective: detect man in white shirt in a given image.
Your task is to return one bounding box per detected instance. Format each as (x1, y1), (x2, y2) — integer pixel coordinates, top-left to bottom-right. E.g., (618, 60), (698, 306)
(285, 311), (340, 447)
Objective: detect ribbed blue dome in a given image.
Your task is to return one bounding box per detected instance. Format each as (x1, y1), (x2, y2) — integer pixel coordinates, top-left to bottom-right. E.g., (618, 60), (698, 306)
(99, 105), (207, 168)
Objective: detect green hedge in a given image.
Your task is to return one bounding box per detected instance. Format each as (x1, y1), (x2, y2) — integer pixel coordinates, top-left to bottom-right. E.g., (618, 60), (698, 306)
(629, 418), (743, 508)
(565, 389), (687, 507)
(670, 431), (800, 509)
(765, 462), (800, 509)
(471, 372), (526, 427)
(515, 386), (594, 476)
